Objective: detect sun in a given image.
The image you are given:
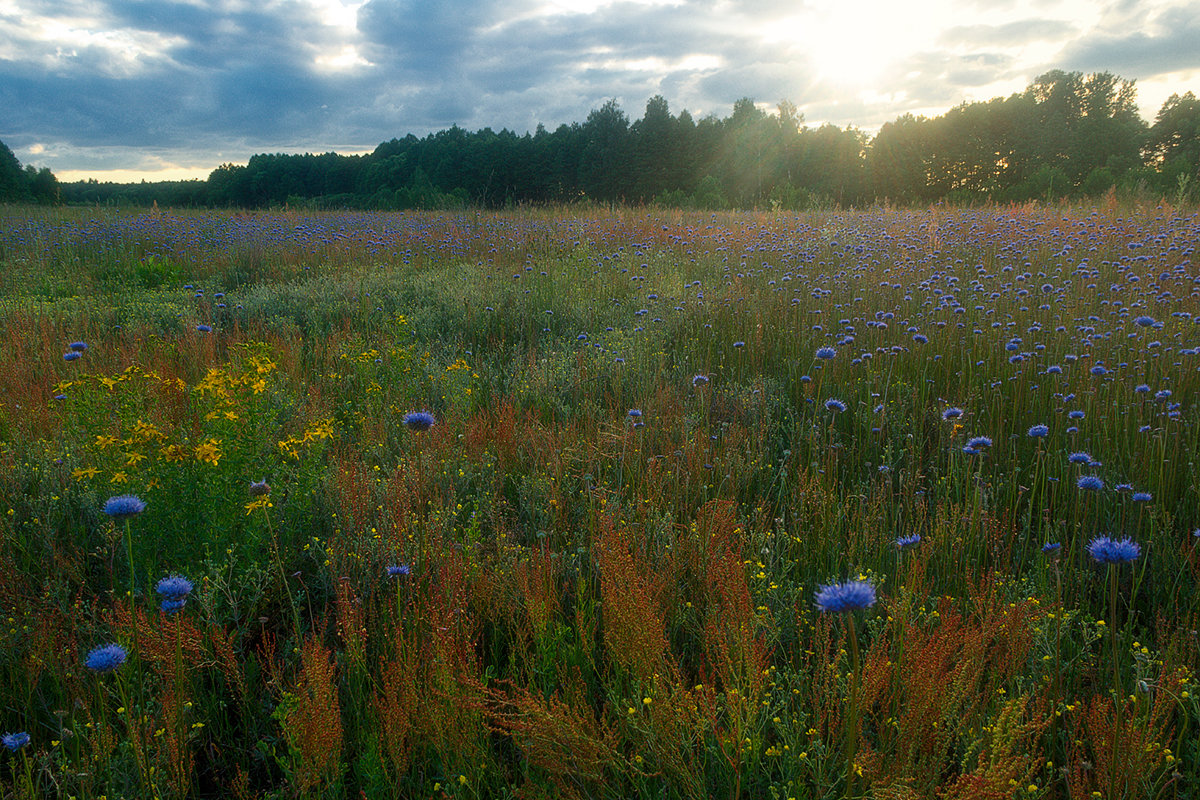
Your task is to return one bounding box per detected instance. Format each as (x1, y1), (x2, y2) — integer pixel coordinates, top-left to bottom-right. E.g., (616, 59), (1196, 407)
(768, 0), (937, 90)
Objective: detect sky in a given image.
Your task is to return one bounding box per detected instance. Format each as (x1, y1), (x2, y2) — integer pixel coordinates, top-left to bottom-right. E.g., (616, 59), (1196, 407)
(2, 0), (1198, 182)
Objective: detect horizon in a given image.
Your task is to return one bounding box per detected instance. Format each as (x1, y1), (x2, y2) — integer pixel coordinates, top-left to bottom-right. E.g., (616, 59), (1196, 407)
(4, 0), (1198, 183)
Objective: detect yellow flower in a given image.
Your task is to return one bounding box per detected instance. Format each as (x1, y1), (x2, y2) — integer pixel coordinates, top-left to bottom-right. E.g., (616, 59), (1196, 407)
(109, 471), (128, 484)
(194, 438), (223, 466)
(244, 498), (272, 515)
(94, 435), (118, 448)
(72, 467), (100, 480)
(125, 452), (147, 467)
(133, 419), (163, 441)
(160, 444), (188, 463)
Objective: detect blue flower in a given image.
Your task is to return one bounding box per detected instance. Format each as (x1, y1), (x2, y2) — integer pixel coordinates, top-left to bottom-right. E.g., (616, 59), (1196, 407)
(85, 643), (128, 673)
(966, 436), (992, 449)
(63, 351), (82, 361)
(1134, 315), (1156, 327)
(103, 494), (145, 522)
(825, 398), (847, 413)
(156, 575), (193, 602)
(627, 409), (642, 418)
(1067, 410), (1085, 420)
(386, 564), (411, 578)
(2, 732), (30, 751)
(1087, 535), (1140, 564)
(69, 341), (88, 351)
(1067, 452), (1091, 465)
(1076, 475), (1104, 492)
(691, 374), (709, 387)
(815, 346), (837, 360)
(895, 533), (921, 549)
(248, 479), (271, 497)
(160, 598), (187, 614)
(942, 407), (964, 420)
(1131, 492), (1152, 502)
(1027, 424), (1049, 438)
(402, 411), (436, 432)
(732, 341), (745, 348)
(1041, 542), (1062, 557)
(196, 324), (213, 333)
(814, 580), (877, 613)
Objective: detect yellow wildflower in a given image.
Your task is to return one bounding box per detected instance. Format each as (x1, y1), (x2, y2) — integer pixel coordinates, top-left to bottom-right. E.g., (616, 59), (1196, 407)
(193, 439), (222, 466)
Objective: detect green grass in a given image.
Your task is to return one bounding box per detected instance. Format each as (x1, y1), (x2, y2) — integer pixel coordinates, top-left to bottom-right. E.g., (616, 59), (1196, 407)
(0, 202), (1196, 799)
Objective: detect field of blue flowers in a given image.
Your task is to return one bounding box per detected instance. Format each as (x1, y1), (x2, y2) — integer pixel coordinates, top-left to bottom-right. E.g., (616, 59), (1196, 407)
(0, 202), (1197, 799)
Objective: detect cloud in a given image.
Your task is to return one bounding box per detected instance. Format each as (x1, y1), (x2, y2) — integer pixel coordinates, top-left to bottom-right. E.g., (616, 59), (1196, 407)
(938, 19), (1077, 49)
(1, 0), (1198, 177)
(1059, 2), (1200, 77)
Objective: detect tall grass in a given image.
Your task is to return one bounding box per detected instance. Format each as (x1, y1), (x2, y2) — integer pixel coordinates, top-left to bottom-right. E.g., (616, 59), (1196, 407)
(0, 201), (1197, 798)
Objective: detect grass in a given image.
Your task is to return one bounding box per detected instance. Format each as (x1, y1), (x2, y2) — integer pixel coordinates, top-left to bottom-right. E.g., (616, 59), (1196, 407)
(0, 200), (1197, 799)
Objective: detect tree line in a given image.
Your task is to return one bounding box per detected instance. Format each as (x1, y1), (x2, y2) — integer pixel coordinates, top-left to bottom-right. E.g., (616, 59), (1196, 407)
(0, 141), (60, 204)
(34, 71), (1200, 208)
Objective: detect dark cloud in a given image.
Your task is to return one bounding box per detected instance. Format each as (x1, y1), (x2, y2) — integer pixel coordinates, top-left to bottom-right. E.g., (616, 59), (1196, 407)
(1059, 3), (1200, 76)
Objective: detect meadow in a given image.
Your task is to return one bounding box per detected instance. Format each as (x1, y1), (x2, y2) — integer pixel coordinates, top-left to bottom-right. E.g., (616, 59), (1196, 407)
(0, 201), (1196, 799)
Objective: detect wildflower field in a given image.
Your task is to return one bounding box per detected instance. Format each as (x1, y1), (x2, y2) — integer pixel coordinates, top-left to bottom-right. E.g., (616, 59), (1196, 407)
(0, 201), (1197, 799)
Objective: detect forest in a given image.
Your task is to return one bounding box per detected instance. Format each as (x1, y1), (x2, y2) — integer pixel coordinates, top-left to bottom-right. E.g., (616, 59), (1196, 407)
(7, 70), (1200, 209)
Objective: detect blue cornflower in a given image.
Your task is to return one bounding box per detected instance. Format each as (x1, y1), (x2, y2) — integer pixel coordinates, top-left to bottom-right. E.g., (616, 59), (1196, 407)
(895, 533), (921, 549)
(732, 341), (745, 348)
(825, 398), (847, 413)
(63, 351), (82, 361)
(196, 324), (213, 333)
(1027, 424), (1049, 438)
(85, 643), (128, 673)
(1041, 542), (1062, 557)
(1067, 451), (1091, 465)
(1067, 410), (1085, 420)
(814, 580), (877, 613)
(386, 564), (411, 578)
(815, 346), (837, 360)
(69, 341), (88, 351)
(402, 411), (436, 431)
(103, 494), (145, 522)
(1089, 365), (1108, 376)
(1076, 475), (1104, 492)
(966, 436), (992, 449)
(627, 409), (642, 418)
(1135, 384), (1150, 394)
(160, 598), (187, 614)
(156, 575), (193, 607)
(1131, 492), (1152, 502)
(2, 732), (30, 751)
(1087, 535), (1140, 564)
(691, 374), (709, 387)
(912, 333), (928, 344)
(1134, 315), (1156, 327)
(942, 407), (964, 420)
